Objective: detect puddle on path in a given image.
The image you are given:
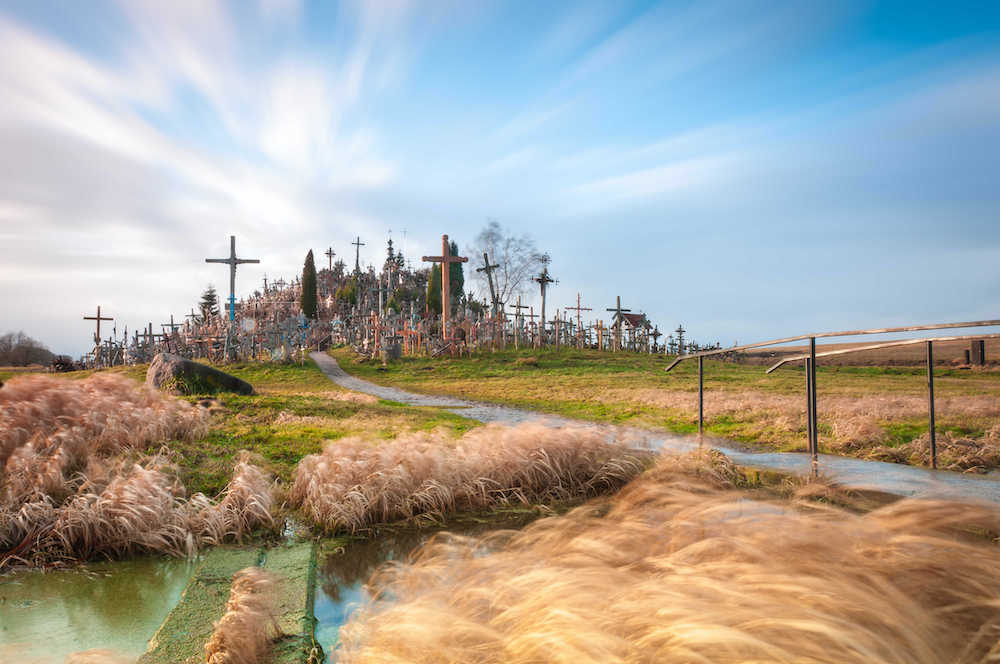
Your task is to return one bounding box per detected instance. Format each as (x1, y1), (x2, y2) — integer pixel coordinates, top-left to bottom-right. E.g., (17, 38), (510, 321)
(0, 557), (195, 663)
(315, 514), (539, 661)
(310, 352), (1000, 504)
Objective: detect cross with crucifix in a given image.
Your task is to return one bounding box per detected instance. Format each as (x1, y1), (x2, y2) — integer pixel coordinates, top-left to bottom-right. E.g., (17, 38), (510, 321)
(205, 235), (260, 325)
(84, 306), (114, 345)
(606, 296), (631, 352)
(422, 234), (468, 341)
(564, 293), (592, 349)
(325, 246), (336, 271)
(352, 236), (365, 274)
(534, 264), (555, 345)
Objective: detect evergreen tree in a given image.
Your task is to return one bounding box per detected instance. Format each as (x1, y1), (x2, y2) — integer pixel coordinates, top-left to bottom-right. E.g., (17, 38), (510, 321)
(301, 250), (318, 319)
(449, 240), (464, 308)
(334, 275), (358, 305)
(198, 285), (219, 322)
(426, 264), (442, 315)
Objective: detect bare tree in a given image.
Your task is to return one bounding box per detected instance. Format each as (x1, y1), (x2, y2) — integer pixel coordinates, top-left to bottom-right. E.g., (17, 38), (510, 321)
(0, 331), (54, 366)
(468, 219), (546, 308)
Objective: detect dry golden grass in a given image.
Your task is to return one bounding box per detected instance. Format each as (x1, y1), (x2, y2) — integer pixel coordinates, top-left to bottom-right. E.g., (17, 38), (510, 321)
(0, 375), (273, 567)
(337, 450), (1000, 663)
(290, 422), (650, 533)
(204, 567), (279, 664)
(1, 373), (207, 506)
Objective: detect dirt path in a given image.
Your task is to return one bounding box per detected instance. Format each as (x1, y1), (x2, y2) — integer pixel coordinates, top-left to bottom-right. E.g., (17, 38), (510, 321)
(310, 352), (1000, 504)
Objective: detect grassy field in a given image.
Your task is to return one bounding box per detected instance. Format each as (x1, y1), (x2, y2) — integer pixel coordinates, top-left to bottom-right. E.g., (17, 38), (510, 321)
(2, 360), (477, 497)
(331, 347), (1000, 471)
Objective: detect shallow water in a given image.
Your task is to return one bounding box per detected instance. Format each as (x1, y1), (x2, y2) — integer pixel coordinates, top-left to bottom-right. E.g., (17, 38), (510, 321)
(0, 557), (194, 663)
(311, 352), (1000, 504)
(315, 514), (539, 661)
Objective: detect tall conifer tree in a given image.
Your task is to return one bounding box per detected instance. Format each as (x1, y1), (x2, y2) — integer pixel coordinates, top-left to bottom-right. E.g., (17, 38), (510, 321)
(301, 250), (318, 319)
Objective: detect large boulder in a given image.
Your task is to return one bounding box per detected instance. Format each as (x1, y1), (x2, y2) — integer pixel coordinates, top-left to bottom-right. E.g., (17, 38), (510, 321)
(146, 353), (254, 395)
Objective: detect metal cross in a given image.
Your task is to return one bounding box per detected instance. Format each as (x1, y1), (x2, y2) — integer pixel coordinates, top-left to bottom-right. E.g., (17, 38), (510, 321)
(205, 235), (260, 323)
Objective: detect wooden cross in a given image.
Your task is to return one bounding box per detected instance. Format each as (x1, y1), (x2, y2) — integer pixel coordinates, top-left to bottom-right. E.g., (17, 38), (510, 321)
(675, 324), (686, 355)
(511, 295), (530, 349)
(564, 293), (592, 348)
(352, 236), (365, 273)
(422, 234), (468, 341)
(325, 246), (336, 271)
(161, 314), (182, 334)
(83, 305), (113, 345)
(274, 277), (287, 290)
(605, 296), (631, 352)
(206, 235), (260, 324)
(476, 253), (501, 313)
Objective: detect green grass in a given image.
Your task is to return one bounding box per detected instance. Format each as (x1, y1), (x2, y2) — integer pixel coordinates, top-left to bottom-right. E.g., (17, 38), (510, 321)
(330, 347), (1000, 466)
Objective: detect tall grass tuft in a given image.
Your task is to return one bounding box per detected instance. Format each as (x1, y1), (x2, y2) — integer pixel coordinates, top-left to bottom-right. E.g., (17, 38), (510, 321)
(337, 450), (1000, 663)
(290, 423), (650, 533)
(0, 376), (273, 568)
(204, 567), (279, 664)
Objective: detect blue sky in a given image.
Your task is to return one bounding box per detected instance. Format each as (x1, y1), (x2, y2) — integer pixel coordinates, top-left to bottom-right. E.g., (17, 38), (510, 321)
(1, 0), (998, 357)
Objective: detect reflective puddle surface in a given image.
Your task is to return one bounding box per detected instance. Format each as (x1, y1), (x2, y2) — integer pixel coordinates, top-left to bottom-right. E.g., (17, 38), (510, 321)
(315, 514), (539, 661)
(0, 556), (194, 663)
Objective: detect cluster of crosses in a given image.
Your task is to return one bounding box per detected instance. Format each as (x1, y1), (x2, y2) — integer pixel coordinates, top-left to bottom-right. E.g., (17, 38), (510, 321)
(78, 233), (719, 367)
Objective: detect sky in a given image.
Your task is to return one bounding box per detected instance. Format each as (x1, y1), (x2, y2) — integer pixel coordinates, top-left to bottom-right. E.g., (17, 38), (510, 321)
(1, 0), (998, 358)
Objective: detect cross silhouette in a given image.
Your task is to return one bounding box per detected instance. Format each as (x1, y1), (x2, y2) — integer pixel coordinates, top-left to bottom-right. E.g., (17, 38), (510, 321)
(83, 305), (113, 345)
(325, 246), (336, 271)
(352, 236), (366, 273)
(205, 235), (260, 323)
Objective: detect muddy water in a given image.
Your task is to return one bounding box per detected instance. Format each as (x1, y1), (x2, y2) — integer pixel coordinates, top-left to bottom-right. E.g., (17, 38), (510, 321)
(315, 514), (539, 661)
(310, 352), (1000, 504)
(0, 557), (194, 663)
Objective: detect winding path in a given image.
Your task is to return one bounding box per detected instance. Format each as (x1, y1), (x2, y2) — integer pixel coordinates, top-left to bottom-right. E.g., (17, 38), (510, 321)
(311, 352), (1000, 504)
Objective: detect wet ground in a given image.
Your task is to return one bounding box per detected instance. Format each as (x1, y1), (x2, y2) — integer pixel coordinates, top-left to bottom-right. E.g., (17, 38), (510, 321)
(311, 352), (1000, 504)
(0, 557), (194, 663)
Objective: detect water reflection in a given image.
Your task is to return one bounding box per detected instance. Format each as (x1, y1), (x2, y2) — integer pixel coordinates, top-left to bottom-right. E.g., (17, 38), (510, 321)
(0, 557), (194, 663)
(315, 513), (539, 660)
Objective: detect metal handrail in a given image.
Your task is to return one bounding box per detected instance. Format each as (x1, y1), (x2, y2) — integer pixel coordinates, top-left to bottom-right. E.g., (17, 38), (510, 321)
(664, 319), (1000, 372)
(766, 332), (1000, 373)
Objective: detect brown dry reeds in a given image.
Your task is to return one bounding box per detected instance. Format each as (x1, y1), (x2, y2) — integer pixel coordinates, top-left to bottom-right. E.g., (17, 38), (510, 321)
(290, 423), (650, 533)
(0, 375), (275, 567)
(1, 455), (275, 568)
(205, 567), (279, 664)
(1, 374), (207, 507)
(337, 450), (1000, 663)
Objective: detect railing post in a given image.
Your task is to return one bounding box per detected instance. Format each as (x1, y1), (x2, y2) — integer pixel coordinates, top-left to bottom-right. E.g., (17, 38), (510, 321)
(927, 340), (937, 470)
(698, 354), (704, 444)
(805, 356), (813, 453)
(809, 337), (818, 473)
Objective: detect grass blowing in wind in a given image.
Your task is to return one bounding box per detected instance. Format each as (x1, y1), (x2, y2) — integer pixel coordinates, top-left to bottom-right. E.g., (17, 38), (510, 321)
(336, 449), (1000, 663)
(0, 374), (275, 567)
(290, 422), (651, 533)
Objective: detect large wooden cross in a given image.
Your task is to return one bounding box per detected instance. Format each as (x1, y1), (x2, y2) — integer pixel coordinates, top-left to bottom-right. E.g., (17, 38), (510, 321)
(83, 306), (113, 345)
(325, 246), (336, 271)
(422, 234), (468, 341)
(605, 296), (631, 352)
(565, 293), (592, 348)
(352, 236), (365, 273)
(206, 235), (260, 324)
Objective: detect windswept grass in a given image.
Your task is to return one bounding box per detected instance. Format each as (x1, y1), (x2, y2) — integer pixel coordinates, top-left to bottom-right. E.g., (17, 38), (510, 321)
(205, 567), (279, 664)
(0, 374), (274, 568)
(337, 450), (1000, 663)
(290, 422), (651, 534)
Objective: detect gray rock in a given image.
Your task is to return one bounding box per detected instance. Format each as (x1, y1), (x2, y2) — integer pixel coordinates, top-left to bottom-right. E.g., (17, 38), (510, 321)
(146, 353), (254, 395)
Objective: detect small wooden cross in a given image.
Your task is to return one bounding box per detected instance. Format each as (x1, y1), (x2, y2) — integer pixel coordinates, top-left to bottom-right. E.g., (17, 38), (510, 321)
(83, 305), (113, 345)
(564, 293), (592, 348)
(422, 234), (468, 341)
